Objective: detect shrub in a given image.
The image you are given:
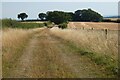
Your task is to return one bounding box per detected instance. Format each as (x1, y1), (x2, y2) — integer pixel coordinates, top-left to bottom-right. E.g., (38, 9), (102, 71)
(2, 19), (18, 28)
(44, 22), (47, 26)
(102, 19), (112, 22)
(58, 23), (67, 29)
(116, 19), (120, 23)
(44, 21), (54, 28)
(44, 21), (51, 26)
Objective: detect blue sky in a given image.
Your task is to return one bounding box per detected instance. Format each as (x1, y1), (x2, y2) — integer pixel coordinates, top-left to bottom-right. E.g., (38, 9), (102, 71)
(2, 2), (118, 19)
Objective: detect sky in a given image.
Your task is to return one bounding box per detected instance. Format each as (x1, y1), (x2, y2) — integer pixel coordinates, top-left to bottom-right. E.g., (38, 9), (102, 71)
(1, 2), (118, 19)
(1, 0), (119, 2)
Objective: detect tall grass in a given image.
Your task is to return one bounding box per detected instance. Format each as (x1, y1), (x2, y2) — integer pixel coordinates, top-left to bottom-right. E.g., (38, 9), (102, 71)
(2, 28), (34, 76)
(2, 18), (45, 76)
(0, 29), (2, 78)
(0, 19), (2, 78)
(50, 27), (118, 75)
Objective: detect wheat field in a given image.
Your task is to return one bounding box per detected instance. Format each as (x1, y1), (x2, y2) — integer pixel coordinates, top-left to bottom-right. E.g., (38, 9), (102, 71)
(68, 22), (118, 30)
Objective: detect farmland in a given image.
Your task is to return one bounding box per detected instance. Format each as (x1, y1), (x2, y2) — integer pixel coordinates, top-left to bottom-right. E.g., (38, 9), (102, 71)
(51, 22), (119, 76)
(68, 22), (118, 30)
(1, 20), (119, 78)
(1, 1), (120, 79)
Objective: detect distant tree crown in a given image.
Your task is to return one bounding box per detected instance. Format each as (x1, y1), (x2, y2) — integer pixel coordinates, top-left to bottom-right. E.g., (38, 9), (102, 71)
(38, 13), (47, 21)
(46, 11), (70, 24)
(74, 9), (103, 22)
(18, 13), (28, 21)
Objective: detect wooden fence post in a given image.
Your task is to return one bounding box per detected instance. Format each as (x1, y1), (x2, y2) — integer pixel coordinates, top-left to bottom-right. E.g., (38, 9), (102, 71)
(104, 29), (108, 39)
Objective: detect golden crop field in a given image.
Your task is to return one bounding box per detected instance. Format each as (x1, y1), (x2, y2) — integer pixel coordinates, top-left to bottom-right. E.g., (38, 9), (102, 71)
(68, 22), (118, 30)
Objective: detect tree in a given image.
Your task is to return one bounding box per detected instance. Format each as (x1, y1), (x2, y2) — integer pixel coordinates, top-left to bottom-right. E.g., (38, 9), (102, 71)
(66, 12), (74, 21)
(18, 13), (28, 21)
(73, 10), (82, 21)
(38, 13), (47, 21)
(74, 9), (103, 22)
(46, 11), (70, 24)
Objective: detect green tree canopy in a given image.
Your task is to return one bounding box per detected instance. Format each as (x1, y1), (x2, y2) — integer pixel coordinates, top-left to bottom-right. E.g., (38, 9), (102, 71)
(46, 11), (70, 24)
(18, 13), (28, 21)
(66, 12), (74, 21)
(38, 13), (47, 21)
(74, 9), (103, 22)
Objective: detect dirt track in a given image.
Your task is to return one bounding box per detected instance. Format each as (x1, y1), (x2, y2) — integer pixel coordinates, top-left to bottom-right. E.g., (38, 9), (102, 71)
(4, 28), (109, 78)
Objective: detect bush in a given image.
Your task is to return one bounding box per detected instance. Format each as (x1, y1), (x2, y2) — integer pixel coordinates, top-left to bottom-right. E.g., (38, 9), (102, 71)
(58, 23), (67, 29)
(2, 19), (18, 28)
(44, 21), (54, 28)
(102, 19), (112, 22)
(44, 22), (47, 26)
(116, 19), (120, 23)
(44, 21), (51, 26)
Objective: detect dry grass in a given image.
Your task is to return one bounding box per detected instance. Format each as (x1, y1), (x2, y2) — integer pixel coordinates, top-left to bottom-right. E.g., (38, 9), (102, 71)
(2, 28), (35, 76)
(68, 22), (118, 30)
(50, 28), (118, 59)
(0, 30), (2, 78)
(3, 28), (32, 59)
(50, 27), (118, 74)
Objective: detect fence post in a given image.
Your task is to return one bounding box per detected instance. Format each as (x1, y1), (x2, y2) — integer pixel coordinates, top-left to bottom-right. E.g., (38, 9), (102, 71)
(91, 27), (94, 30)
(104, 29), (108, 39)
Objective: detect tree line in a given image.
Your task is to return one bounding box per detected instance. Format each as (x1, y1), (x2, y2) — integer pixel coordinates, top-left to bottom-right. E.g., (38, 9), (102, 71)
(18, 8), (103, 24)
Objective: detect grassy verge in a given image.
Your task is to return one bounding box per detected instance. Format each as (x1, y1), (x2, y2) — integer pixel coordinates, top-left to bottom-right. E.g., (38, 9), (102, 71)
(78, 49), (118, 76)
(2, 28), (34, 77)
(2, 18), (45, 77)
(50, 28), (118, 77)
(56, 36), (118, 76)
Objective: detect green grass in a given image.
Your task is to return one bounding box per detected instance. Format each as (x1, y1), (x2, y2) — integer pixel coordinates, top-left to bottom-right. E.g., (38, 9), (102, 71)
(57, 37), (118, 76)
(58, 23), (68, 29)
(16, 23), (44, 29)
(2, 19), (45, 29)
(80, 50), (118, 74)
(44, 21), (54, 28)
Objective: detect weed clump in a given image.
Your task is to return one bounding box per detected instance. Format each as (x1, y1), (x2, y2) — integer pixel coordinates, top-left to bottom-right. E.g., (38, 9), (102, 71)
(79, 50), (118, 75)
(44, 21), (54, 28)
(58, 23), (67, 29)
